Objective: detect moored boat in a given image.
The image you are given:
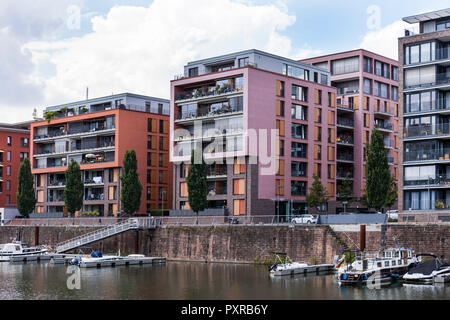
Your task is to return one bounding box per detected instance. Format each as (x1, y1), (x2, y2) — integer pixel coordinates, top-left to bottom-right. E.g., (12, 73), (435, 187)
(337, 248), (417, 285)
(0, 241), (48, 262)
(402, 254), (450, 282)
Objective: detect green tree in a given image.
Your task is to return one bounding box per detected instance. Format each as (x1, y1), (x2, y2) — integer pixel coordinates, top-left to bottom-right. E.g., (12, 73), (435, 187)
(120, 150), (143, 215)
(186, 148), (207, 224)
(384, 175), (398, 209)
(64, 159), (84, 216)
(363, 129), (393, 211)
(337, 172), (354, 212)
(306, 175), (329, 212)
(16, 157), (36, 218)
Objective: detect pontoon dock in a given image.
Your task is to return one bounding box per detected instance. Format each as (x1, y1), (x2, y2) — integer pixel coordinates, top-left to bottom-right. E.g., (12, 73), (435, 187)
(271, 264), (335, 276)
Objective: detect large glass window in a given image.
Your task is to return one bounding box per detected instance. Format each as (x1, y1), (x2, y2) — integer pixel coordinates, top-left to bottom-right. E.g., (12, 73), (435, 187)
(363, 57), (372, 73)
(291, 123), (307, 139)
(291, 162), (307, 177)
(292, 84), (307, 102)
(291, 142), (307, 158)
(291, 181), (307, 196)
(283, 64), (310, 81)
(405, 91), (436, 113)
(404, 66), (435, 88)
(332, 57), (359, 75)
(291, 104), (307, 120)
(392, 86), (398, 101)
(405, 42), (437, 65)
(363, 79), (371, 94)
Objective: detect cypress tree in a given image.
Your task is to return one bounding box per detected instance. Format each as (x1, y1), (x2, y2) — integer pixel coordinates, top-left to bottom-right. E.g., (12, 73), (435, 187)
(363, 129), (392, 211)
(337, 172), (354, 206)
(64, 159), (84, 216)
(120, 150), (143, 215)
(186, 148), (207, 224)
(16, 157), (36, 218)
(306, 175), (329, 212)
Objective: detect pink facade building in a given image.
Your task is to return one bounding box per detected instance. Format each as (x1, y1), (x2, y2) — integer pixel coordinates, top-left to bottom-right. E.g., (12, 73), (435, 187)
(301, 49), (400, 212)
(170, 49), (338, 218)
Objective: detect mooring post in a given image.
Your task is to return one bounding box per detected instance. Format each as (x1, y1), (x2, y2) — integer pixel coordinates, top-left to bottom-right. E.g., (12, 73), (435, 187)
(34, 226), (39, 246)
(134, 230), (139, 254)
(360, 224), (366, 252)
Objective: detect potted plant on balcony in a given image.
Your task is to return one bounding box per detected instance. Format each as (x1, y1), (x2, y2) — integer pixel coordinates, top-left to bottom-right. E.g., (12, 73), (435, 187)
(435, 200), (445, 209)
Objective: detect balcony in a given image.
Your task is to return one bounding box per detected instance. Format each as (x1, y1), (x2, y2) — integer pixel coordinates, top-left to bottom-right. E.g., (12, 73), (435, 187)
(176, 101), (243, 123)
(374, 105), (394, 117)
(34, 126), (115, 142)
(404, 47), (450, 68)
(84, 177), (104, 185)
(404, 73), (450, 91)
(404, 148), (450, 163)
(404, 176), (450, 189)
(175, 84), (244, 103)
(336, 103), (354, 112)
(336, 171), (354, 179)
(374, 122), (393, 132)
(34, 141), (115, 157)
(336, 136), (354, 145)
(206, 165), (227, 178)
(337, 117), (354, 128)
(85, 193), (105, 201)
(403, 123), (450, 140)
(337, 153), (354, 162)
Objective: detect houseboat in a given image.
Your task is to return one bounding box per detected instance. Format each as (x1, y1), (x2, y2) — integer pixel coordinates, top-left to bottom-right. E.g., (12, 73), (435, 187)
(337, 248), (418, 285)
(0, 241), (48, 262)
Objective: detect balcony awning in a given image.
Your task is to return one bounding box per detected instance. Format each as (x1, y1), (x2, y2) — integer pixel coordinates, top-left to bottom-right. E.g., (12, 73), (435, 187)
(403, 8), (450, 24)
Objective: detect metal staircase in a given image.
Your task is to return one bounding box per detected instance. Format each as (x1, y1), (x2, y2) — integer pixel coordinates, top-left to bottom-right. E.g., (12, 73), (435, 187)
(55, 218), (159, 253)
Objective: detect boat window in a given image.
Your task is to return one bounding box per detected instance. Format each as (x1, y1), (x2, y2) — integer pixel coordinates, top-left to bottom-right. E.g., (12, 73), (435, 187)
(377, 262), (382, 268)
(408, 252), (411, 258)
(394, 251), (399, 257)
(392, 260), (396, 266)
(15, 246), (20, 251)
(385, 252), (391, 258)
(398, 260), (402, 265)
(385, 261), (390, 267)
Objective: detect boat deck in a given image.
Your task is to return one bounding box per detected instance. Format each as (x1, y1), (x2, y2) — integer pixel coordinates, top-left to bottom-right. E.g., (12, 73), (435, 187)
(271, 264), (335, 276)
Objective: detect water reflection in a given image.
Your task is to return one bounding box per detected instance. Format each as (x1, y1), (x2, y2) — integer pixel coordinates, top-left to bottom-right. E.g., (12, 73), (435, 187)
(0, 262), (448, 300)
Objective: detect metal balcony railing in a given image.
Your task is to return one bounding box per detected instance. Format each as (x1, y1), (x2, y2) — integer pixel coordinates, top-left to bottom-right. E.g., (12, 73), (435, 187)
(404, 123), (450, 138)
(404, 148), (450, 162)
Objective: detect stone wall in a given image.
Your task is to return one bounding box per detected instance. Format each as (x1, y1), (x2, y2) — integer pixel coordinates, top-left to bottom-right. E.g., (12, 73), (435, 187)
(0, 223), (449, 264)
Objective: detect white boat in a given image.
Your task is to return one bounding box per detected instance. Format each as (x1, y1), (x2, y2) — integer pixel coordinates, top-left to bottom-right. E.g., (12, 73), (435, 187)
(336, 248), (417, 285)
(268, 252), (333, 276)
(402, 254), (450, 282)
(0, 241), (48, 262)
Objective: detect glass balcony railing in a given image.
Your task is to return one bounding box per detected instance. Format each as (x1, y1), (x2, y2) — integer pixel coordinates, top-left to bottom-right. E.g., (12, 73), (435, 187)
(176, 103), (243, 121)
(336, 136), (354, 145)
(404, 176), (450, 187)
(85, 193), (105, 201)
(404, 123), (450, 138)
(34, 125), (115, 141)
(403, 148), (450, 162)
(374, 122), (393, 130)
(175, 85), (243, 102)
(336, 172), (354, 179)
(207, 166), (227, 177)
(405, 73), (450, 90)
(374, 105), (394, 115)
(34, 141), (115, 156)
(337, 118), (354, 127)
(337, 153), (354, 161)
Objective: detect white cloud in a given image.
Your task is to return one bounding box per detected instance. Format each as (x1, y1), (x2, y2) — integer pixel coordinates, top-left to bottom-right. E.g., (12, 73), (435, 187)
(22, 0), (307, 117)
(359, 20), (412, 60)
(0, 0), (83, 122)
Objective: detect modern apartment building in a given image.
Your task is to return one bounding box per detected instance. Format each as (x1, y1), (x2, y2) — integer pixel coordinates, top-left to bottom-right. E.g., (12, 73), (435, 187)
(0, 122), (31, 212)
(301, 49), (400, 212)
(170, 49), (338, 218)
(31, 93), (172, 217)
(399, 8), (450, 222)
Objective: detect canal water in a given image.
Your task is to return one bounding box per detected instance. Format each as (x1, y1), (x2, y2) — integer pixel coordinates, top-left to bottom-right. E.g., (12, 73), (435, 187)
(0, 261), (448, 300)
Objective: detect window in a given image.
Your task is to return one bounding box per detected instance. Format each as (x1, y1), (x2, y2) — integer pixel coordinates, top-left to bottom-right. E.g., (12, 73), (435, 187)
(363, 79), (371, 94)
(148, 136), (153, 149)
(292, 84), (307, 101)
(385, 261), (390, 267)
(314, 126), (322, 141)
(276, 80), (285, 97)
(320, 74), (328, 85)
(180, 182), (188, 197)
(276, 100), (285, 117)
(147, 170), (151, 183)
(20, 138), (29, 147)
(291, 142), (307, 158)
(20, 152), (28, 161)
(332, 57), (359, 75)
(291, 162), (307, 177)
(147, 119), (153, 132)
(392, 86), (398, 101)
(233, 199), (245, 215)
(147, 152), (152, 166)
(405, 91), (435, 113)
(145, 102), (151, 113)
(315, 108), (322, 123)
(159, 120), (164, 133)
(291, 104), (307, 120)
(159, 154), (164, 167)
(233, 178), (245, 195)
(315, 145), (322, 160)
(188, 67), (198, 77)
(283, 64), (310, 80)
(404, 66), (435, 88)
(158, 104), (164, 114)
(291, 181), (307, 196)
(363, 57), (372, 73)
(6, 166), (11, 176)
(6, 195), (10, 205)
(6, 180), (10, 191)
(7, 136), (11, 146)
(315, 89), (322, 105)
(373, 81), (388, 98)
(292, 123), (307, 139)
(147, 187), (151, 200)
(405, 42), (436, 65)
(277, 139), (284, 156)
(238, 57), (249, 67)
(392, 66), (398, 81)
(314, 163), (321, 178)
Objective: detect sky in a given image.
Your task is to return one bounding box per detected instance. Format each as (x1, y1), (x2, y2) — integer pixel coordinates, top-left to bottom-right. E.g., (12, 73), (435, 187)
(1, 0), (450, 123)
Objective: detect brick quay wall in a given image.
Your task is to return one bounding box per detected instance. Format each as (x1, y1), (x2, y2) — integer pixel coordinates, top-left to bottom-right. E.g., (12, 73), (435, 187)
(0, 224), (448, 264)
